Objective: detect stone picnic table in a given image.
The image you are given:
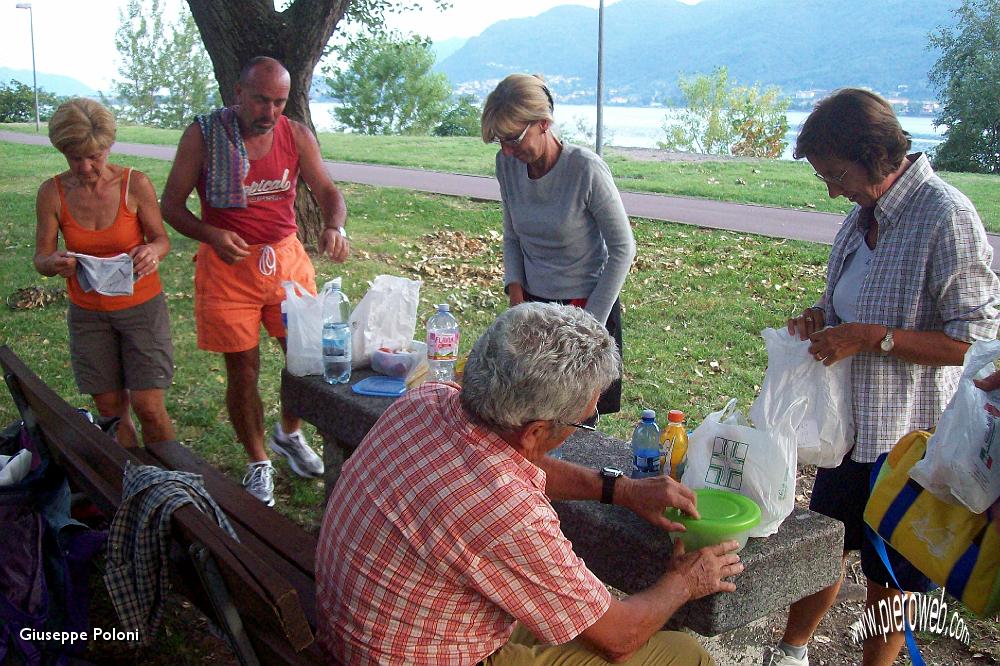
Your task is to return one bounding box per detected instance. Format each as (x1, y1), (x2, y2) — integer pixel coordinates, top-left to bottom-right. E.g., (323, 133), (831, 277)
(283, 368), (844, 636)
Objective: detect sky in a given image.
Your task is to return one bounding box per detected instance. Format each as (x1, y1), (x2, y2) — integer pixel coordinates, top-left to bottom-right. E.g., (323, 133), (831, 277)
(0, 0), (701, 92)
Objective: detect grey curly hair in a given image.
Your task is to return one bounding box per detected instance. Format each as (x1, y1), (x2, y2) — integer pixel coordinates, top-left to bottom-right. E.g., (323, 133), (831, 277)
(460, 303), (620, 432)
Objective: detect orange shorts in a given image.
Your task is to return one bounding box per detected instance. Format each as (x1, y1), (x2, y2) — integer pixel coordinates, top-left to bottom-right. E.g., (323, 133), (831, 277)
(194, 233), (317, 353)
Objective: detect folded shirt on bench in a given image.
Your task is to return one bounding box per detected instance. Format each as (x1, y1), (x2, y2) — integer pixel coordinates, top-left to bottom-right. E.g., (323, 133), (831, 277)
(104, 462), (238, 646)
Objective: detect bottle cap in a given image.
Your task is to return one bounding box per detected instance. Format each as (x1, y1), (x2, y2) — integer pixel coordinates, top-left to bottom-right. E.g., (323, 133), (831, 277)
(668, 410), (685, 422)
(641, 409), (656, 421)
(437, 303), (450, 312)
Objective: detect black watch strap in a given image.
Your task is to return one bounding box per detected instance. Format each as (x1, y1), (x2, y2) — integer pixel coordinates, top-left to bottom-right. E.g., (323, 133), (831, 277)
(601, 470), (620, 505)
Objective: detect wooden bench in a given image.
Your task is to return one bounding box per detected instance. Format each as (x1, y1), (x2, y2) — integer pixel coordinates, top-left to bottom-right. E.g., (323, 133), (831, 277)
(0, 346), (325, 666)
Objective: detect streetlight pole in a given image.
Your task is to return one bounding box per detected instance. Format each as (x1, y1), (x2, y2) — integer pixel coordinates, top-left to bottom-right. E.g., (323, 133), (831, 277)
(16, 2), (40, 132)
(595, 0), (605, 156)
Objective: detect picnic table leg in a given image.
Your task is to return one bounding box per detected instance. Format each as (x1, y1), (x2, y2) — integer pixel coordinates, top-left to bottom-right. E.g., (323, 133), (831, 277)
(190, 543), (262, 666)
(321, 432), (351, 502)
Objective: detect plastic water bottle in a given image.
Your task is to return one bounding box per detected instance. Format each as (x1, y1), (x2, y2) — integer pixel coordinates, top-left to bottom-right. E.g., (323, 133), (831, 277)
(631, 409), (661, 478)
(426, 304), (460, 382)
(321, 278), (352, 384)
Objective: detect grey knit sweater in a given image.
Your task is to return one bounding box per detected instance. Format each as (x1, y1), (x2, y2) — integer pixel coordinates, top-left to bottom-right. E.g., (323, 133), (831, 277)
(496, 142), (636, 326)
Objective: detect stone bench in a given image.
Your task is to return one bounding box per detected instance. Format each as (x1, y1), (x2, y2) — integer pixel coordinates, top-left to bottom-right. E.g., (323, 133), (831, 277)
(283, 369), (845, 636)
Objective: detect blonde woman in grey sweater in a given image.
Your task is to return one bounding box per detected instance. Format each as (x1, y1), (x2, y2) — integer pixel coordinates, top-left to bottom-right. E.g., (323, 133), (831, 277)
(481, 74), (636, 414)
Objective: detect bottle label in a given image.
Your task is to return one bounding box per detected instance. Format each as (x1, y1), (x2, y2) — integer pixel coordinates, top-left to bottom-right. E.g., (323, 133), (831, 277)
(632, 449), (661, 476)
(428, 332), (459, 360)
(323, 325), (350, 358)
(323, 338), (347, 356)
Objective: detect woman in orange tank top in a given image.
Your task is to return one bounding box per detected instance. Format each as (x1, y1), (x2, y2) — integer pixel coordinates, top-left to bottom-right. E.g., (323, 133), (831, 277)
(33, 98), (175, 447)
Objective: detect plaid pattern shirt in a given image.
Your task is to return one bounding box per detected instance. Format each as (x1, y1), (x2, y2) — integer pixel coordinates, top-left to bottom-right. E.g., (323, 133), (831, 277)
(819, 154), (1000, 462)
(104, 462), (238, 645)
(316, 383), (612, 665)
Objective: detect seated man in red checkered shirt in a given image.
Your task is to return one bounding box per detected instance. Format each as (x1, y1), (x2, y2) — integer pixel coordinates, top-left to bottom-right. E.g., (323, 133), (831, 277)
(316, 302), (744, 665)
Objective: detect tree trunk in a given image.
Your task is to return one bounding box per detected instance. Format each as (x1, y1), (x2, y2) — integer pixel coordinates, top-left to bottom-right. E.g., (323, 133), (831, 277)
(185, 0), (349, 250)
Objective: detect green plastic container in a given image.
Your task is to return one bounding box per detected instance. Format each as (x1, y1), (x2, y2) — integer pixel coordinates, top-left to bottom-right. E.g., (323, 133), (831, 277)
(665, 488), (761, 552)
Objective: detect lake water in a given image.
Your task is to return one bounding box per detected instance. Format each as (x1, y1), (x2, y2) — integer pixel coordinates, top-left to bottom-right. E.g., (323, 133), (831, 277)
(309, 101), (945, 160)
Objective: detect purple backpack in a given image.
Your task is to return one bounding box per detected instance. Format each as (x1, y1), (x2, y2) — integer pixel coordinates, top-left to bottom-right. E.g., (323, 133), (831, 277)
(0, 421), (107, 665)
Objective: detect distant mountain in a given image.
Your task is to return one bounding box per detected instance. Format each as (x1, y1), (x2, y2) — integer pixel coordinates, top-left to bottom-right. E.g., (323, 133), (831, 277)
(433, 37), (468, 64)
(0, 68), (97, 97)
(436, 0), (961, 107)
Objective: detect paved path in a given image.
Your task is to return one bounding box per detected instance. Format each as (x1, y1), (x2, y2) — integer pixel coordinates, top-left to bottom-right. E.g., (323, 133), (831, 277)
(5, 130), (997, 269)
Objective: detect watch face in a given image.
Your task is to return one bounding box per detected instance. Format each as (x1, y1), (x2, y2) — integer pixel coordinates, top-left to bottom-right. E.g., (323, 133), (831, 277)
(602, 467), (624, 477)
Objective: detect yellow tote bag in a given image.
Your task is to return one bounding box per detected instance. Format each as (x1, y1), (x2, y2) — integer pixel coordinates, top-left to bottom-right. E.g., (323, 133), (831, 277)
(864, 430), (1000, 617)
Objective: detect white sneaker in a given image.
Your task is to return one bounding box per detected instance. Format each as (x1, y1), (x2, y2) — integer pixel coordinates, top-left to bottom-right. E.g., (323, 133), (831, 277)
(762, 645), (808, 666)
(268, 425), (324, 478)
(242, 461), (276, 507)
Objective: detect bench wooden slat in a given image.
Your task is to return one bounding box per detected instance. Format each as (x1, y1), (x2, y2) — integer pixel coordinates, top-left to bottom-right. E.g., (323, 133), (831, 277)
(1, 349), (129, 516)
(128, 446), (318, 646)
(170, 505), (315, 651)
(170, 549), (326, 666)
(145, 438), (317, 577)
(140, 441), (318, 625)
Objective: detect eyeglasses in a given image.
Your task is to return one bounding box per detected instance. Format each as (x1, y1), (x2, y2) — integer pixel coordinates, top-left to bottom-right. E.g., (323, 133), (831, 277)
(813, 167), (850, 185)
(493, 122), (533, 148)
(558, 410), (600, 432)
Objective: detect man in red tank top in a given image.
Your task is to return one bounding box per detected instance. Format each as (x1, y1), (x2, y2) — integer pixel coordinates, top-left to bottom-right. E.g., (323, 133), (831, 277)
(162, 56), (349, 507)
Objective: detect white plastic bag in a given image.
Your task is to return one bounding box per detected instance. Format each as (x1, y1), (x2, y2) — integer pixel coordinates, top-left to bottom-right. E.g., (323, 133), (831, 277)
(749, 327), (854, 468)
(282, 280), (323, 377)
(910, 340), (1000, 512)
(683, 398), (805, 537)
(348, 275), (422, 369)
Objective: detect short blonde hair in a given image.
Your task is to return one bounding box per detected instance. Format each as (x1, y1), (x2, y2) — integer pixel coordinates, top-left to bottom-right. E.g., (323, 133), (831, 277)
(48, 98), (116, 156)
(480, 73), (555, 143)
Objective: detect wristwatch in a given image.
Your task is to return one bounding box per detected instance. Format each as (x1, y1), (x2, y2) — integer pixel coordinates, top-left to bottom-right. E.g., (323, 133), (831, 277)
(600, 467), (624, 505)
(879, 327), (895, 354)
(334, 226), (348, 239)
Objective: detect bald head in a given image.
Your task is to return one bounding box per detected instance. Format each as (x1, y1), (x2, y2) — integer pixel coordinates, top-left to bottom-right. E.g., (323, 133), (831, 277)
(235, 56), (291, 136)
(239, 56), (290, 87)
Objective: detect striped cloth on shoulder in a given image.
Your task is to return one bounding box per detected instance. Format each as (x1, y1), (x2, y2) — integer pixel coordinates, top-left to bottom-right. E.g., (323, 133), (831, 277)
(196, 106), (249, 209)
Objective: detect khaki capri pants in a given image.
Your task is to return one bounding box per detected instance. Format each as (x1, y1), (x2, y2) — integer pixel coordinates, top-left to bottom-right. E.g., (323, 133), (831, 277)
(484, 623), (714, 666)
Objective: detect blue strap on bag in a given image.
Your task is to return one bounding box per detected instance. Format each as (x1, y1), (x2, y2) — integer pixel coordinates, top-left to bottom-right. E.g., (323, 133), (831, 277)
(865, 454), (926, 666)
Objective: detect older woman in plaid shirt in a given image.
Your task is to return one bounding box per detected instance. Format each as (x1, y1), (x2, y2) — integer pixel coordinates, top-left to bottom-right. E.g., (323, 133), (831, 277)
(764, 89), (1000, 666)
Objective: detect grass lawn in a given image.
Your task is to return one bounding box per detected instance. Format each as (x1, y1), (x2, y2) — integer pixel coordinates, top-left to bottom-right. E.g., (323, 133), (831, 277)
(0, 138), (831, 517)
(4, 122), (999, 231)
(1, 138), (997, 662)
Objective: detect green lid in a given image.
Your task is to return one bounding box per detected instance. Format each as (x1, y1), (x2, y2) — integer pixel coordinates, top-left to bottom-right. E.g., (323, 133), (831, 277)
(664, 488), (761, 536)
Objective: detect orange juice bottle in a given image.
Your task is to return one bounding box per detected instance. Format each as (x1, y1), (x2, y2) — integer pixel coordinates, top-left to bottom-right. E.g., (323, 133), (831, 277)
(660, 410), (688, 481)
